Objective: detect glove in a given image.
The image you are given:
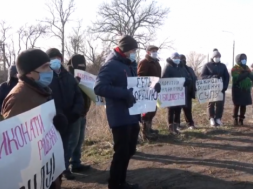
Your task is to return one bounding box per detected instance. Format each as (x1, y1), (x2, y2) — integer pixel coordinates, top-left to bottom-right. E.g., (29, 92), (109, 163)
(126, 88), (136, 108)
(183, 79), (191, 87)
(75, 76), (81, 83)
(68, 113), (80, 124)
(212, 75), (221, 79)
(53, 113), (68, 135)
(221, 88), (226, 93)
(154, 83), (161, 93)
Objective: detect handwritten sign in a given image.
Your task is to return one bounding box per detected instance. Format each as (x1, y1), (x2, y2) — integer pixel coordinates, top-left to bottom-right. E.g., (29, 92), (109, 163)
(127, 76), (160, 115)
(0, 100), (65, 189)
(158, 78), (185, 108)
(196, 78), (223, 103)
(74, 70), (105, 105)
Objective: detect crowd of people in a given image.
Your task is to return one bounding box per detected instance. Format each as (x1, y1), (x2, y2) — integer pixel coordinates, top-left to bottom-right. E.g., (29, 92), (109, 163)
(0, 35), (253, 189)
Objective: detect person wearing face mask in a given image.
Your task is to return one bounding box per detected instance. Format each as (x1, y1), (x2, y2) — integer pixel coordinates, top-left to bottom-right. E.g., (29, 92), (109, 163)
(1, 49), (68, 189)
(231, 54), (253, 125)
(201, 49), (230, 127)
(0, 65), (18, 116)
(66, 54), (92, 172)
(180, 54), (197, 129)
(162, 52), (192, 134)
(94, 35), (140, 189)
(137, 45), (161, 140)
(46, 48), (85, 180)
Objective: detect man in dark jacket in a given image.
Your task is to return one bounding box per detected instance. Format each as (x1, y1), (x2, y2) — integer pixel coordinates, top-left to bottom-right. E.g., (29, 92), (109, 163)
(67, 54), (91, 171)
(0, 65), (18, 113)
(1, 49), (66, 189)
(180, 54), (197, 129)
(201, 49), (230, 127)
(46, 48), (85, 180)
(95, 35), (140, 189)
(162, 52), (192, 134)
(137, 45), (161, 140)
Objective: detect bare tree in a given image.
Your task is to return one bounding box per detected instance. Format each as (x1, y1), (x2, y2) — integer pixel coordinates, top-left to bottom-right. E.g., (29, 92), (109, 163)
(187, 51), (206, 78)
(92, 0), (170, 49)
(43, 0), (75, 60)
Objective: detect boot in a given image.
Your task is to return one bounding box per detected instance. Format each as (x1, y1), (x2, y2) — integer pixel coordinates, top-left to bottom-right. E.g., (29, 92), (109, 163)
(234, 118), (238, 126)
(142, 121), (158, 140)
(168, 124), (179, 135)
(239, 118), (244, 126)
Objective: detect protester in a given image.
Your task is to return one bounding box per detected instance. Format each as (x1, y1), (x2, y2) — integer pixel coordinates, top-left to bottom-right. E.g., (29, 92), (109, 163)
(1, 49), (67, 189)
(137, 45), (161, 140)
(201, 49), (230, 127)
(162, 52), (192, 134)
(0, 65), (18, 114)
(46, 48), (85, 180)
(180, 54), (197, 129)
(231, 54), (253, 125)
(94, 35), (140, 189)
(67, 54), (91, 170)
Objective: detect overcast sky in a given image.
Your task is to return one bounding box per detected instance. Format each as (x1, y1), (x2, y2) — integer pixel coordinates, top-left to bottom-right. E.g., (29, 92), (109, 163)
(1, 0), (252, 69)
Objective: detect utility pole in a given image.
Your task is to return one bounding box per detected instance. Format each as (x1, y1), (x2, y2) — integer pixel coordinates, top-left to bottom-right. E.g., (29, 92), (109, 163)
(232, 40), (235, 67)
(2, 43), (6, 80)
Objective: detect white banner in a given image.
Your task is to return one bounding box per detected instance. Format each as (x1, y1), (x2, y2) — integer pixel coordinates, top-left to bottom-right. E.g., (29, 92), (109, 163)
(158, 78), (186, 108)
(0, 100), (65, 189)
(127, 76), (160, 115)
(75, 70), (105, 105)
(196, 78), (223, 103)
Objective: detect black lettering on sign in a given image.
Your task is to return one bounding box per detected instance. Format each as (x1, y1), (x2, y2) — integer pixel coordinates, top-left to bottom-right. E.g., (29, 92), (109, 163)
(19, 174), (37, 189)
(41, 153), (56, 189)
(136, 77), (152, 88)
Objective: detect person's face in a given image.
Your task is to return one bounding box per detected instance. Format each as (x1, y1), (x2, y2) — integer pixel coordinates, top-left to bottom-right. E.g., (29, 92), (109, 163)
(214, 55), (221, 58)
(241, 54), (247, 60)
(26, 62), (51, 80)
(147, 49), (158, 55)
(51, 57), (62, 62)
(124, 49), (137, 57)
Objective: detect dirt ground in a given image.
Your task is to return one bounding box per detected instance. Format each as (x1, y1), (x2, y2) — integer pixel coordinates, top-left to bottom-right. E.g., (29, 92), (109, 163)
(62, 91), (253, 189)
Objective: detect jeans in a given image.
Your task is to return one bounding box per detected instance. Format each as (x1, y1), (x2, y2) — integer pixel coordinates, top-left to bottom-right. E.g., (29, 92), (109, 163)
(70, 117), (86, 168)
(62, 117), (84, 170)
(208, 94), (225, 119)
(233, 105), (246, 119)
(108, 124), (140, 189)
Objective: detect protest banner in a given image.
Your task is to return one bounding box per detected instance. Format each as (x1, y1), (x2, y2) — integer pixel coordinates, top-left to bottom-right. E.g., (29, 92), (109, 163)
(74, 69), (105, 105)
(127, 76), (160, 115)
(157, 78), (186, 108)
(0, 100), (65, 189)
(196, 78), (223, 104)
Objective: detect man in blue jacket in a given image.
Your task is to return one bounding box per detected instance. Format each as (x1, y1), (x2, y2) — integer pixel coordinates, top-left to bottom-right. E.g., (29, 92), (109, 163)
(201, 49), (230, 127)
(95, 35), (140, 189)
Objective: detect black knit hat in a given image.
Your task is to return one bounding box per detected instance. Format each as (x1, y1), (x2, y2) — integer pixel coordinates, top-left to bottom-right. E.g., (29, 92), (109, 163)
(118, 35), (138, 52)
(16, 49), (50, 76)
(46, 48), (63, 60)
(67, 54), (86, 68)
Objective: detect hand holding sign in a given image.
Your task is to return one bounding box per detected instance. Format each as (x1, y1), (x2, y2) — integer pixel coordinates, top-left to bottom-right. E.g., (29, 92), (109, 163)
(126, 88), (136, 108)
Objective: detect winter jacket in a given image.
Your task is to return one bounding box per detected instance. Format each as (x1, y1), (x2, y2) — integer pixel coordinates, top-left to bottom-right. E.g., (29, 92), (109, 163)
(67, 54), (91, 117)
(138, 54), (162, 78)
(49, 66), (84, 124)
(1, 76), (62, 189)
(231, 54), (253, 106)
(94, 49), (140, 128)
(201, 61), (230, 92)
(0, 65), (18, 112)
(184, 65), (197, 98)
(162, 58), (193, 107)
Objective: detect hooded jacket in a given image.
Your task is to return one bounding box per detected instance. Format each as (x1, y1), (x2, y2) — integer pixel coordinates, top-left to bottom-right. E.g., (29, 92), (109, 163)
(67, 54), (91, 116)
(0, 65), (18, 112)
(231, 53), (253, 106)
(94, 49), (140, 128)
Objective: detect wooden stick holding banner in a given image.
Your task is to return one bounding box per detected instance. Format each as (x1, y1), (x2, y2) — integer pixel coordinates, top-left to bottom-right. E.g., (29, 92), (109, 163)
(74, 69), (105, 105)
(127, 76), (160, 115)
(157, 78), (186, 108)
(0, 100), (65, 189)
(196, 78), (223, 104)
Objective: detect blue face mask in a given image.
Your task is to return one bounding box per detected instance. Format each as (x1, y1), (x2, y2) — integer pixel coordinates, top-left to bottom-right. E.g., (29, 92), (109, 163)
(129, 53), (136, 62)
(172, 59), (180, 65)
(50, 59), (61, 70)
(241, 59), (247, 65)
(36, 71), (53, 87)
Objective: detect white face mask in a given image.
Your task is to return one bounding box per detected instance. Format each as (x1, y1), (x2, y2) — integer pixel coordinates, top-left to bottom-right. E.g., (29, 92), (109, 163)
(213, 57), (220, 63)
(173, 59), (180, 64)
(150, 52), (158, 59)
(129, 53), (136, 62)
